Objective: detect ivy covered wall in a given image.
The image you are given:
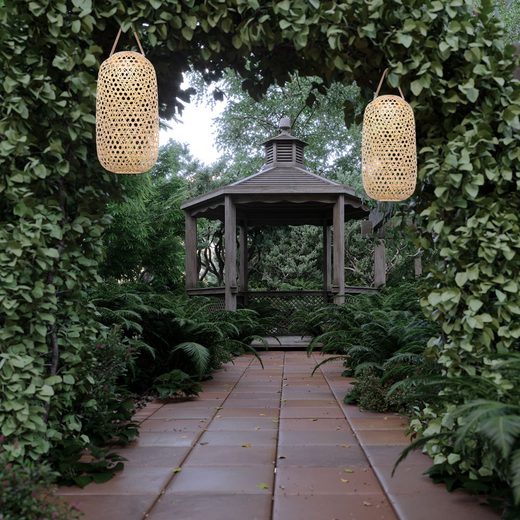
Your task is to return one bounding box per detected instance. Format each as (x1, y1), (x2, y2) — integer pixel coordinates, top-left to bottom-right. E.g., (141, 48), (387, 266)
(1, 0), (519, 485)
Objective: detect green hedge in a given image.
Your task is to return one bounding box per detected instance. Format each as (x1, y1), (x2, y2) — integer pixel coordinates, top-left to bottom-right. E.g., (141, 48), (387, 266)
(1, 0), (519, 499)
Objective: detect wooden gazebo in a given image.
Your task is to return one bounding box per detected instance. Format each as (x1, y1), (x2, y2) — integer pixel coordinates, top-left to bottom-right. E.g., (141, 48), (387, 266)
(181, 118), (376, 311)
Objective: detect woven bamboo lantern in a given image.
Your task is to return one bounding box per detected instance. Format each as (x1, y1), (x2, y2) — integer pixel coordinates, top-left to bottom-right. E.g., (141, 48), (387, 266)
(96, 28), (159, 174)
(361, 69), (417, 201)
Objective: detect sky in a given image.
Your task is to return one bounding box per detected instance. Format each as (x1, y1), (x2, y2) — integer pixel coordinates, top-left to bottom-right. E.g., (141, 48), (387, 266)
(159, 98), (226, 165)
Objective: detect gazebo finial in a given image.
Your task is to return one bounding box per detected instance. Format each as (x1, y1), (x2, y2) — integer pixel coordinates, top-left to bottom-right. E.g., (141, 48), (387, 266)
(279, 116), (291, 132)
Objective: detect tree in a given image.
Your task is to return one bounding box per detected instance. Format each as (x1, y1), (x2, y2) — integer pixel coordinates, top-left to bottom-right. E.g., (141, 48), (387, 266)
(100, 141), (190, 289)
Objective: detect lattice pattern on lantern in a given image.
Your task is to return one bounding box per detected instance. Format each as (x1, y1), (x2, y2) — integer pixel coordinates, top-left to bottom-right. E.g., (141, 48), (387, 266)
(96, 51), (159, 174)
(362, 95), (417, 202)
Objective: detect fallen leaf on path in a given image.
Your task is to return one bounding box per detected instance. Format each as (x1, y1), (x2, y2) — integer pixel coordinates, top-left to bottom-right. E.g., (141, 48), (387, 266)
(256, 483), (270, 490)
(343, 468), (354, 473)
(340, 478), (349, 483)
(241, 443), (252, 448)
(173, 468), (182, 474)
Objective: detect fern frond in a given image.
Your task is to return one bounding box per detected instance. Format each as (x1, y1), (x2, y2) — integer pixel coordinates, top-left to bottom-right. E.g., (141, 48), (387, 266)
(171, 342), (210, 376)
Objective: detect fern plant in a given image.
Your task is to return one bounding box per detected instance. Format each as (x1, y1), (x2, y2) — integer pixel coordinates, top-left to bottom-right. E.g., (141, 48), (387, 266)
(303, 284), (439, 412)
(398, 353), (520, 516)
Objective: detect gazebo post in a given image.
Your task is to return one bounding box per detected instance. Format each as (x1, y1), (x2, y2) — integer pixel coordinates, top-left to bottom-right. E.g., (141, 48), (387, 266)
(224, 195), (237, 310)
(374, 237), (386, 287)
(333, 195), (345, 304)
(322, 223), (332, 294)
(184, 212), (198, 290)
(239, 222), (249, 305)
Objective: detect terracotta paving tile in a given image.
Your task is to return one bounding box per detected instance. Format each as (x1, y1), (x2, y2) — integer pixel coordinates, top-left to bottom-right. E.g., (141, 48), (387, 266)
(276, 445), (367, 467)
(280, 406), (344, 419)
(184, 445), (276, 466)
(283, 382), (329, 388)
(372, 463), (448, 495)
(135, 431), (198, 447)
(58, 466), (173, 495)
(139, 418), (208, 433)
(148, 493), (272, 520)
(280, 418), (350, 431)
(64, 494), (153, 520)
(114, 446), (189, 467)
(273, 494), (397, 520)
(157, 400), (222, 409)
(363, 446), (430, 468)
(233, 384), (282, 392)
(166, 466), (274, 494)
(151, 407), (217, 420)
(341, 404), (388, 418)
(281, 390), (333, 399)
(199, 430), (277, 447)
(390, 492), (498, 519)
(215, 407), (279, 418)
(224, 398), (281, 408)
(276, 466), (383, 495)
(196, 391), (229, 400)
(278, 429), (357, 446)
(61, 351), (498, 520)
(229, 391), (282, 399)
(207, 417), (278, 431)
(355, 429), (411, 446)
(349, 416), (409, 430)
(282, 399), (337, 407)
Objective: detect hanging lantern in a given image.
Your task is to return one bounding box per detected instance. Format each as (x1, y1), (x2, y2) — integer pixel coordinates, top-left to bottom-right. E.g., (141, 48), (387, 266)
(361, 69), (417, 201)
(96, 28), (159, 174)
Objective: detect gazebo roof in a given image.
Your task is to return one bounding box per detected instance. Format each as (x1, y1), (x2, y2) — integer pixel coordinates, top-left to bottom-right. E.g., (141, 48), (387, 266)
(181, 118), (369, 226)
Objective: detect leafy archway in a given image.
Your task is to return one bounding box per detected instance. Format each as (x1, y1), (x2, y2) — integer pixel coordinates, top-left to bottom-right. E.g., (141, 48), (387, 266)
(1, 0), (519, 493)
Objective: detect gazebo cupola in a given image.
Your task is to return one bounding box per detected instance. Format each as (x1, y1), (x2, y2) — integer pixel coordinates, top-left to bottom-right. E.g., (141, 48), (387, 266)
(263, 116), (307, 167)
(181, 117), (373, 312)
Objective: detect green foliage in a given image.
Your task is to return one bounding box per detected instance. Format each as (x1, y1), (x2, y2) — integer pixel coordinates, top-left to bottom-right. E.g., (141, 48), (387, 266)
(171, 342), (211, 377)
(0, 463), (81, 520)
(345, 367), (408, 413)
(1, 0), (519, 510)
(91, 282), (265, 390)
(305, 284), (439, 412)
(193, 70), (363, 189)
(152, 369), (203, 400)
(404, 352), (520, 513)
(100, 158), (187, 288)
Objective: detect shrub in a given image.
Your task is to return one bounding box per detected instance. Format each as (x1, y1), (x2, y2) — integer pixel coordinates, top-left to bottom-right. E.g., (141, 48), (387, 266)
(48, 326), (139, 486)
(0, 463), (81, 520)
(306, 284), (439, 412)
(152, 370), (203, 400)
(402, 352), (520, 516)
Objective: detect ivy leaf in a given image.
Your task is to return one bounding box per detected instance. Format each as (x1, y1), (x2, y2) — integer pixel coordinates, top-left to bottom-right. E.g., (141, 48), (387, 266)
(396, 33), (413, 48)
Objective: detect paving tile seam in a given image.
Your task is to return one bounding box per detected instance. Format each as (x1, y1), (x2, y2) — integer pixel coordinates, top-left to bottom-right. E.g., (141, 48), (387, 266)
(269, 351), (286, 520)
(142, 356), (255, 520)
(313, 353), (403, 520)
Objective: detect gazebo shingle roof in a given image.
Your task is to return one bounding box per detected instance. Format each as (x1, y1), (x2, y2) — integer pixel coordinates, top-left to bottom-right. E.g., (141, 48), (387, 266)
(181, 118), (369, 225)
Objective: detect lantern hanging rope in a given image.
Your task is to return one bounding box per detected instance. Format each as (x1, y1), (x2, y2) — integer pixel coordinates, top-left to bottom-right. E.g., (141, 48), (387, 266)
(96, 27), (159, 174)
(361, 68), (417, 202)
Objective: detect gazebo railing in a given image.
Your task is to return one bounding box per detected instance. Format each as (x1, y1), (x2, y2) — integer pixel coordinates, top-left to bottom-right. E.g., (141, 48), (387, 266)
(186, 286), (378, 335)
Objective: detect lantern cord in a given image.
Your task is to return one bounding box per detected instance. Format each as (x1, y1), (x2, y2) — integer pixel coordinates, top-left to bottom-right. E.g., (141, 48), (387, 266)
(374, 68), (405, 100)
(110, 26), (146, 57)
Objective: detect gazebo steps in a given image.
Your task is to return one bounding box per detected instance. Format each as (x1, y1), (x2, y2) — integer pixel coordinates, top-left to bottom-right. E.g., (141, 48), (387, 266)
(251, 335), (319, 351)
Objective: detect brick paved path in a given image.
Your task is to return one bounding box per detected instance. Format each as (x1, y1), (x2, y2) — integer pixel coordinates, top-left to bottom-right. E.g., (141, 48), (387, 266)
(60, 351), (497, 520)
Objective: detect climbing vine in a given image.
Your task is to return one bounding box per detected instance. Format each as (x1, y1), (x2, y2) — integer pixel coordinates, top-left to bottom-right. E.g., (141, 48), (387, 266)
(1, 0), (519, 497)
